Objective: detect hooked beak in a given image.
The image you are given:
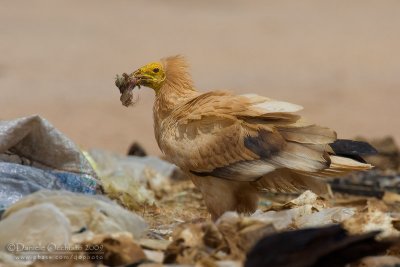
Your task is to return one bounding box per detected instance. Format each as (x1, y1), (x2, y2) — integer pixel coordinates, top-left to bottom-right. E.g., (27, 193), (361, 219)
(132, 69), (153, 87)
(132, 69), (141, 80)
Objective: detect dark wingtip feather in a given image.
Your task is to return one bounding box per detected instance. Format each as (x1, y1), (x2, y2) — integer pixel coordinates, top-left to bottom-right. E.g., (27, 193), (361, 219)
(330, 139), (378, 157)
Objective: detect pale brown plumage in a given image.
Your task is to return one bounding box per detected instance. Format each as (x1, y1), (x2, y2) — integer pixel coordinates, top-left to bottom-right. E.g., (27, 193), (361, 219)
(131, 55), (373, 219)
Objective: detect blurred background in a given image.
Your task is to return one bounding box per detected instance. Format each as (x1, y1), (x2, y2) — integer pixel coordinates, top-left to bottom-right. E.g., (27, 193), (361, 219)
(1, 0), (399, 155)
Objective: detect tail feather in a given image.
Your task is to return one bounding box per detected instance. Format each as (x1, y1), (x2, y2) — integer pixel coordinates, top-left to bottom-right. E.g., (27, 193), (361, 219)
(252, 155), (372, 196)
(279, 125), (337, 145)
(317, 155), (372, 177)
(252, 169), (331, 195)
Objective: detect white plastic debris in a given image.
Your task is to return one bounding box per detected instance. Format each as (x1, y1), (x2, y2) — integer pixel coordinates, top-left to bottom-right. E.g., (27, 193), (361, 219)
(2, 190), (147, 239)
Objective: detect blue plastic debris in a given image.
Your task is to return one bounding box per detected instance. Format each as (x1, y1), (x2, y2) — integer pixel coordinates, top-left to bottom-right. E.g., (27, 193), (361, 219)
(0, 116), (99, 212)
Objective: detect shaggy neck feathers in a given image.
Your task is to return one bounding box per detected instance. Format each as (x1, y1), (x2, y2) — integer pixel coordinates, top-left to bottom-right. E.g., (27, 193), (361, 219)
(154, 56), (197, 121)
(162, 55), (194, 92)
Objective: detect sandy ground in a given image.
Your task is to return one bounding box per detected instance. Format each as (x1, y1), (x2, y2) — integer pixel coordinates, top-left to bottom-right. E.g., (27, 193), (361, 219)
(1, 0), (400, 155)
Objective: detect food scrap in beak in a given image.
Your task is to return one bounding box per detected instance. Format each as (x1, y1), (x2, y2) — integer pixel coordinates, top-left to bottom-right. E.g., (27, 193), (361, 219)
(115, 73), (140, 107)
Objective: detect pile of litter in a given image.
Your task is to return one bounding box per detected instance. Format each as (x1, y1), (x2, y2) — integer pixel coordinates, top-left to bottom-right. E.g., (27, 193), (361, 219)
(1, 116), (400, 267)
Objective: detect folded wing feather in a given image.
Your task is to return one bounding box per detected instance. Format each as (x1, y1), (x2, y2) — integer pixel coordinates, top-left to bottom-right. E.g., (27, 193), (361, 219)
(161, 91), (349, 184)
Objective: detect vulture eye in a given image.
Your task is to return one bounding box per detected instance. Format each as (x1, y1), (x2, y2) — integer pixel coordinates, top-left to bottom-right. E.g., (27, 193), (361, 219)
(153, 68), (159, 73)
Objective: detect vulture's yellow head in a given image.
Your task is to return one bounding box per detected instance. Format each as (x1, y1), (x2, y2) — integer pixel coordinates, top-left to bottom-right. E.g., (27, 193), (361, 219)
(132, 62), (166, 91)
(118, 56), (193, 98)
(116, 56), (193, 106)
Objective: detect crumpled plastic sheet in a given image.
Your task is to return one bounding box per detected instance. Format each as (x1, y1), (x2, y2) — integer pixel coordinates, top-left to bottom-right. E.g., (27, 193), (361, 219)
(0, 203), (72, 252)
(0, 115), (99, 211)
(0, 162), (97, 213)
(88, 149), (178, 209)
(0, 190), (148, 265)
(2, 190), (147, 239)
(88, 148), (177, 182)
